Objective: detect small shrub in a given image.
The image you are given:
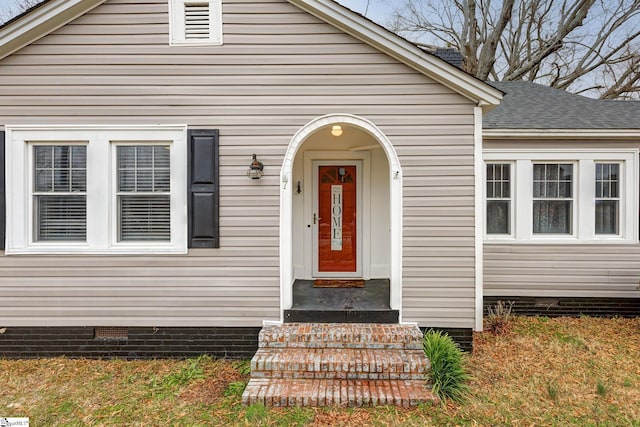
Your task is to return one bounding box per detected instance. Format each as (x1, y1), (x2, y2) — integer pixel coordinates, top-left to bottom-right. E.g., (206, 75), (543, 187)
(423, 329), (470, 402)
(486, 300), (514, 335)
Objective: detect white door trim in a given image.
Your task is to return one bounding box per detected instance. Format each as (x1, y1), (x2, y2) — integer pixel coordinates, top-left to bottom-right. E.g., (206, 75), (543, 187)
(308, 157), (368, 278)
(280, 114), (403, 321)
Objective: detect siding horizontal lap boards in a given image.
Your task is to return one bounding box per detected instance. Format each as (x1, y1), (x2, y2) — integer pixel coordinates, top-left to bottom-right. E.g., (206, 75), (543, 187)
(484, 245), (640, 298)
(396, 110), (476, 327)
(0, 0), (477, 329)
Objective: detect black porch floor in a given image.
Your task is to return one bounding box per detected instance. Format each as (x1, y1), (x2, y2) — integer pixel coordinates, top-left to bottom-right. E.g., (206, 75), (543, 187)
(284, 279), (399, 323)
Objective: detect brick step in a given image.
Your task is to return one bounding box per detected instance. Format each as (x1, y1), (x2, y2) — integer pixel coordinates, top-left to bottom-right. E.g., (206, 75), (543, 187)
(242, 378), (438, 407)
(251, 348), (428, 380)
(258, 323), (423, 350)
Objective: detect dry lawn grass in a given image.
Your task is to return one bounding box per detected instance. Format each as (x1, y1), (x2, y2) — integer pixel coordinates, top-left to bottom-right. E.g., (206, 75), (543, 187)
(459, 316), (640, 426)
(0, 316), (639, 426)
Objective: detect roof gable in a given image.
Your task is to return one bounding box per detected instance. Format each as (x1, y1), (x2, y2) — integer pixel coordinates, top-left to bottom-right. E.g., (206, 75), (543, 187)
(0, 0), (502, 108)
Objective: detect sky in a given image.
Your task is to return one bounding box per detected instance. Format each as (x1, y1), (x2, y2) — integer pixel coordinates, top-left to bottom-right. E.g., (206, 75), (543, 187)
(0, 0), (24, 22)
(337, 0), (395, 24)
(0, 0), (24, 19)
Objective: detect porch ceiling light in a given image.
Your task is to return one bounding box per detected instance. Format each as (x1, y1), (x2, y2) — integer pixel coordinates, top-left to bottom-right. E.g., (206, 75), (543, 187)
(331, 125), (343, 137)
(247, 153), (264, 179)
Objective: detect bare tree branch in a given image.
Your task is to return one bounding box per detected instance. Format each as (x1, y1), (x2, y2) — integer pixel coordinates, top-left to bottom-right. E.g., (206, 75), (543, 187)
(390, 0), (640, 99)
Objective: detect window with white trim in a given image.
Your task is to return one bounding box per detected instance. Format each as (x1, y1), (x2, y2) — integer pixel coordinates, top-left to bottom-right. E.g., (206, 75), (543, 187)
(484, 150), (638, 243)
(6, 126), (187, 254)
(33, 145), (87, 241)
(532, 163), (573, 234)
(486, 163), (511, 235)
(595, 163), (620, 235)
(169, 0), (222, 46)
(116, 145), (171, 241)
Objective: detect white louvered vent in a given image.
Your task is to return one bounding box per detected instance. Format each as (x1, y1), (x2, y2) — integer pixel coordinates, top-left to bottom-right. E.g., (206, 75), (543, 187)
(184, 3), (210, 39)
(170, 0), (221, 45)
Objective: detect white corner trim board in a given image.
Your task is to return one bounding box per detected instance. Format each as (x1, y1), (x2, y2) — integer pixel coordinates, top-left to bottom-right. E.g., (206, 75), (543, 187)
(473, 107), (484, 332)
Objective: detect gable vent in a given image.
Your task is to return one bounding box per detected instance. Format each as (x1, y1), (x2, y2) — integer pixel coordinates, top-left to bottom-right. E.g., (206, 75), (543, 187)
(185, 3), (210, 39)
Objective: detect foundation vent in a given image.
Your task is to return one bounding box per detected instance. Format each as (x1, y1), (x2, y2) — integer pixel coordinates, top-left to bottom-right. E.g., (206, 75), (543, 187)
(94, 327), (129, 340)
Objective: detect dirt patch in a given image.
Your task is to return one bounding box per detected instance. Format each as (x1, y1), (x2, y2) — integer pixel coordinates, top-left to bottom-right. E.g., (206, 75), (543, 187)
(179, 363), (247, 405)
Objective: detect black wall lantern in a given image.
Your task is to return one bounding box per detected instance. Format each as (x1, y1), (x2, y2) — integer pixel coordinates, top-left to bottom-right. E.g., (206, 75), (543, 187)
(247, 153), (264, 179)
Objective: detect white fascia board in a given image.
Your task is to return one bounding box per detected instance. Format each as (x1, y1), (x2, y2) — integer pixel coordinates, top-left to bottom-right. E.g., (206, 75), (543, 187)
(484, 129), (640, 140)
(287, 0), (502, 108)
(0, 0), (107, 60)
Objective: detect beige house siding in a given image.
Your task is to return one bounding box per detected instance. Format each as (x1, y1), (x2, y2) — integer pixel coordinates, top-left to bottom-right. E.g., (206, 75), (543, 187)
(401, 144), (476, 328)
(484, 138), (640, 300)
(485, 245), (640, 298)
(0, 0), (477, 328)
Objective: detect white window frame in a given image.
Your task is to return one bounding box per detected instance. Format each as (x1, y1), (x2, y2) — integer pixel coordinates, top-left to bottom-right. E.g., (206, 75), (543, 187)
(112, 142), (173, 246)
(531, 161), (576, 237)
(594, 162), (621, 236)
(484, 149), (638, 244)
(169, 0), (223, 46)
(30, 142), (88, 244)
(5, 125), (188, 254)
(485, 162), (514, 237)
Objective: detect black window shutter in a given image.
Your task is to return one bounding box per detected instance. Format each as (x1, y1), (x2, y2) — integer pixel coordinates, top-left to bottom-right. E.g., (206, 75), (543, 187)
(187, 129), (219, 248)
(0, 131), (4, 250)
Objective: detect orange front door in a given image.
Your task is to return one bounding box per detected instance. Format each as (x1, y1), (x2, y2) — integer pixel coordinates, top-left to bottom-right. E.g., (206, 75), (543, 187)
(318, 165), (357, 272)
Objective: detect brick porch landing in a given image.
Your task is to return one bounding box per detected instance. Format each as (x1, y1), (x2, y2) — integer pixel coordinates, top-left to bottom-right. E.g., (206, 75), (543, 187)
(242, 323), (438, 407)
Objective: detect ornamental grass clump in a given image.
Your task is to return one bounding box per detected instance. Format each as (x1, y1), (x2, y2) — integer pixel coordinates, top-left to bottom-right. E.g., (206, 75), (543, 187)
(486, 300), (514, 335)
(423, 330), (470, 402)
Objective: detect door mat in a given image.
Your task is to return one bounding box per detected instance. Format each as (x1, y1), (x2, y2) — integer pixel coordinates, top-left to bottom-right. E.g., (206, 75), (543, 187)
(313, 279), (365, 288)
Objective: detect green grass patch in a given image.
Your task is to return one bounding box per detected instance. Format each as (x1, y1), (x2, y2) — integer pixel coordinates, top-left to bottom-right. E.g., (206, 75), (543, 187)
(554, 331), (588, 349)
(161, 356), (207, 388)
(596, 380), (608, 397)
(547, 382), (559, 402)
(224, 381), (247, 398)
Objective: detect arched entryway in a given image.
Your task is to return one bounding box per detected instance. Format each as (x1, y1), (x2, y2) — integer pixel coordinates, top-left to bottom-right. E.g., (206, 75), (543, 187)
(279, 114), (403, 322)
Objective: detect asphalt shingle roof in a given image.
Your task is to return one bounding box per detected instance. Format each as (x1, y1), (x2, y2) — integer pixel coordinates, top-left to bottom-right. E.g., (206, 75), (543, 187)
(430, 48), (464, 69)
(484, 81), (640, 130)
